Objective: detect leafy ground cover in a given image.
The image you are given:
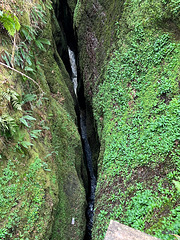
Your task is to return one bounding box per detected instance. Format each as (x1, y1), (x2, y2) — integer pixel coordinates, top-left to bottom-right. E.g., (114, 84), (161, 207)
(0, 157), (54, 239)
(92, 9), (180, 240)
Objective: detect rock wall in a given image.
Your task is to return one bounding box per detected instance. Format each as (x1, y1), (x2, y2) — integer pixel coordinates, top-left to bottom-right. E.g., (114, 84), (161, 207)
(73, 0), (180, 240)
(1, 0), (180, 239)
(0, 1), (86, 239)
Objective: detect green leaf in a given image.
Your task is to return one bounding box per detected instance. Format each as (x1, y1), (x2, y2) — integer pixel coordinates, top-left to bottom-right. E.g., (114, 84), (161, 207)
(22, 94), (37, 103)
(12, 100), (22, 111)
(34, 39), (45, 51)
(19, 117), (29, 127)
(44, 153), (52, 159)
(44, 168), (51, 172)
(3, 92), (11, 102)
(19, 115), (36, 127)
(0, 11), (20, 36)
(1, 14), (15, 36)
(23, 115), (36, 121)
(2, 52), (11, 66)
(24, 66), (34, 72)
(173, 180), (180, 192)
(13, 15), (20, 31)
(30, 129), (41, 139)
(20, 25), (36, 41)
(21, 141), (33, 149)
(25, 54), (32, 66)
(31, 129), (42, 134)
(37, 38), (51, 45)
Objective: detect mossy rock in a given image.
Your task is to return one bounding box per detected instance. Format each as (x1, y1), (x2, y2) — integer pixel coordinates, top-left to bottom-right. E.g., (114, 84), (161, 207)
(0, 1), (86, 239)
(74, 0), (180, 240)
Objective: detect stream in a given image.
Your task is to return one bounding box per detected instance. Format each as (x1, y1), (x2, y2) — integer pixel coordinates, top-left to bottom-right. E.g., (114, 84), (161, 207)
(68, 47), (96, 240)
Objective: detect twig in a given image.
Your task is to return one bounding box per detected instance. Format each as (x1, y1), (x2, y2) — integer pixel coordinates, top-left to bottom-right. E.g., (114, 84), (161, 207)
(11, 32), (16, 68)
(0, 61), (44, 95)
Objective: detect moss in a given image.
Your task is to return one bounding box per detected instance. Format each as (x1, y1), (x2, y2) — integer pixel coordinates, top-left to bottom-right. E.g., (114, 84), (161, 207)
(0, 133), (59, 239)
(51, 10), (67, 57)
(18, 11), (30, 26)
(49, 99), (86, 240)
(73, 0), (83, 28)
(75, 0), (180, 239)
(67, 0), (77, 13)
(0, 1), (86, 239)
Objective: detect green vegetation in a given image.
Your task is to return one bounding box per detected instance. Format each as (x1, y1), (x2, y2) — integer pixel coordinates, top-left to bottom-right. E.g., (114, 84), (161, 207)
(88, 1), (180, 240)
(0, 157), (50, 239)
(73, 0), (83, 28)
(0, 0), (86, 239)
(173, 181), (180, 192)
(1, 1), (50, 75)
(0, 9), (20, 36)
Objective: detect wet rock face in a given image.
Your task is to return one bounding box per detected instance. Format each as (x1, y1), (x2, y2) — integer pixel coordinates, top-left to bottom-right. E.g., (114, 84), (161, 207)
(104, 221), (161, 240)
(76, 1), (125, 103)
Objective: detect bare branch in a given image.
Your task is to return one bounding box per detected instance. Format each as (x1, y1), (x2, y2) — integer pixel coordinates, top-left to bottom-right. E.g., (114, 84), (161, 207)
(0, 61), (44, 95)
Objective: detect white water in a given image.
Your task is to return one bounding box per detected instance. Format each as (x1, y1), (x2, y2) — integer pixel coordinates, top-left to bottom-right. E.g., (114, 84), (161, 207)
(68, 47), (78, 96)
(67, 46), (96, 239)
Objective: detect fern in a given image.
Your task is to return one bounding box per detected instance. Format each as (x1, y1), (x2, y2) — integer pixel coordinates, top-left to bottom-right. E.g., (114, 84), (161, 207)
(1, 50), (11, 66)
(45, 0), (53, 10)
(30, 4), (46, 27)
(19, 115), (36, 128)
(0, 10), (20, 36)
(20, 140), (33, 148)
(0, 114), (17, 137)
(22, 94), (37, 104)
(20, 25), (36, 42)
(3, 89), (22, 111)
(34, 38), (50, 51)
(30, 129), (42, 139)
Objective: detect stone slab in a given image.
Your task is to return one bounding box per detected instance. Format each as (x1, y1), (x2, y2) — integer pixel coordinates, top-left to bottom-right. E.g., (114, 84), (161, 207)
(104, 220), (161, 240)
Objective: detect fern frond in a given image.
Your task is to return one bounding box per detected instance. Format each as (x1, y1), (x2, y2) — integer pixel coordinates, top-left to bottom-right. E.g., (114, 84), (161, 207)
(2, 89), (22, 111)
(0, 114), (17, 137)
(2, 91), (11, 101)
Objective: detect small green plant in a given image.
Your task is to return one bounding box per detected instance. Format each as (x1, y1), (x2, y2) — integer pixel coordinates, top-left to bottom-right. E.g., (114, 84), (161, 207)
(19, 115), (36, 128)
(40, 120), (50, 130)
(18, 140), (33, 149)
(3, 88), (22, 111)
(0, 114), (17, 137)
(30, 129), (42, 139)
(44, 0), (53, 10)
(22, 93), (37, 104)
(0, 10), (20, 36)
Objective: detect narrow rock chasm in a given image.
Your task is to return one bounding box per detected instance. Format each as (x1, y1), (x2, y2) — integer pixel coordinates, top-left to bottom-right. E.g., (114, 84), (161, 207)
(53, 1), (100, 239)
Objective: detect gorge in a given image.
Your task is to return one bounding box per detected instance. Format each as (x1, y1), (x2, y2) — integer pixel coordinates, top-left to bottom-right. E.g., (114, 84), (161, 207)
(68, 45), (97, 239)
(0, 0), (180, 240)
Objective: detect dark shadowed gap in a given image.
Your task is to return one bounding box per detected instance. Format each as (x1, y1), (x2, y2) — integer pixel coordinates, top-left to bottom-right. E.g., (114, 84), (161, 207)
(52, 0), (77, 76)
(52, 1), (100, 239)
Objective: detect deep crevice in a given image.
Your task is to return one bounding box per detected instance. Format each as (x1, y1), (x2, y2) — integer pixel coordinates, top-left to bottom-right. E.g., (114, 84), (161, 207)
(53, 1), (100, 239)
(53, 0), (77, 76)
